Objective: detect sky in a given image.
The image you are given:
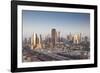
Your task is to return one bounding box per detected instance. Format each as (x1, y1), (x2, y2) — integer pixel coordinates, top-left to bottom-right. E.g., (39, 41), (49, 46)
(22, 10), (90, 39)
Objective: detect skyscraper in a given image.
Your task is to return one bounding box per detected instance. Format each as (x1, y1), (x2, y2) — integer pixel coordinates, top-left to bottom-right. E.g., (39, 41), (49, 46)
(51, 28), (57, 48)
(35, 33), (38, 46)
(37, 34), (43, 48)
(31, 33), (36, 49)
(31, 33), (43, 49)
(57, 32), (60, 43)
(73, 33), (81, 44)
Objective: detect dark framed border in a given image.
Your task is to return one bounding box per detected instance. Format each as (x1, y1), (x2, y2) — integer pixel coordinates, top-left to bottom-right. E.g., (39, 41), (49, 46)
(11, 1), (97, 72)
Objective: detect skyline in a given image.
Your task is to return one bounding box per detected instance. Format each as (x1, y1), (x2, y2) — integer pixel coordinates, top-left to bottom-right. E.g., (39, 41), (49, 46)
(22, 10), (90, 38)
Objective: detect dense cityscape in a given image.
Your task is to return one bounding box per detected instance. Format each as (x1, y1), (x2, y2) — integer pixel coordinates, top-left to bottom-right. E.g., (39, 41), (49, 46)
(22, 28), (90, 62)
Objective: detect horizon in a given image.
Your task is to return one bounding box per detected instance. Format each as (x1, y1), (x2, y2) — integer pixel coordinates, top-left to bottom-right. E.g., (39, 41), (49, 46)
(22, 10), (90, 39)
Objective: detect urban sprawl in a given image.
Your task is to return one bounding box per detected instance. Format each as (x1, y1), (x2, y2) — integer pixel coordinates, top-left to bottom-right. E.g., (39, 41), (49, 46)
(22, 28), (90, 62)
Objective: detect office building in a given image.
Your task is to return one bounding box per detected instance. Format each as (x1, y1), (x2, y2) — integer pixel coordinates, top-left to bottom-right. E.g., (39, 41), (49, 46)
(51, 28), (57, 48)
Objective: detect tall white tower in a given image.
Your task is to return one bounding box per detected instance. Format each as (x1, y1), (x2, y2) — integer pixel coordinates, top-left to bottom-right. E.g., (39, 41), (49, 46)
(31, 33), (36, 49)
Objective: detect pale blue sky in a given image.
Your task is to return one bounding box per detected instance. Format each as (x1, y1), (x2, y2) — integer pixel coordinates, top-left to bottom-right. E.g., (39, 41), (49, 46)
(22, 10), (90, 38)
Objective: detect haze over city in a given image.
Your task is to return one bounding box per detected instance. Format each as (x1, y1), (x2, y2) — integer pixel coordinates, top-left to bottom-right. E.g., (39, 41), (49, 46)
(22, 10), (90, 62)
(22, 10), (90, 39)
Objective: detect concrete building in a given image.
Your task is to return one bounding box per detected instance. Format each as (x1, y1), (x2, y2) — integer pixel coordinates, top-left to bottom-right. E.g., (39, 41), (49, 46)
(57, 31), (60, 43)
(73, 33), (81, 44)
(36, 34), (43, 49)
(51, 28), (57, 48)
(31, 33), (43, 49)
(31, 33), (37, 49)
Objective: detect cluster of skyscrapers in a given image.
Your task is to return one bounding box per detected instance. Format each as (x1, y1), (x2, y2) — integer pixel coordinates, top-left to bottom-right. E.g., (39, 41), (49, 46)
(22, 28), (90, 62)
(31, 33), (43, 49)
(67, 33), (81, 44)
(23, 28), (88, 50)
(30, 28), (59, 49)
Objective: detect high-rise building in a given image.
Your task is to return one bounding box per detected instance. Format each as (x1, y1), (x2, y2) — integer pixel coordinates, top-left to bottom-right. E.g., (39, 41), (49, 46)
(73, 33), (81, 44)
(37, 34), (43, 48)
(24, 38), (27, 45)
(73, 34), (78, 44)
(28, 37), (31, 44)
(84, 36), (88, 42)
(31, 33), (37, 49)
(51, 28), (57, 48)
(27, 37), (31, 48)
(36, 33), (38, 45)
(57, 32), (60, 43)
(31, 33), (43, 49)
(22, 38), (28, 48)
(67, 32), (73, 42)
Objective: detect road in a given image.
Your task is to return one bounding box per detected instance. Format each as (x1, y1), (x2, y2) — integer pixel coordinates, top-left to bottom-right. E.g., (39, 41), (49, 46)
(22, 48), (89, 62)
